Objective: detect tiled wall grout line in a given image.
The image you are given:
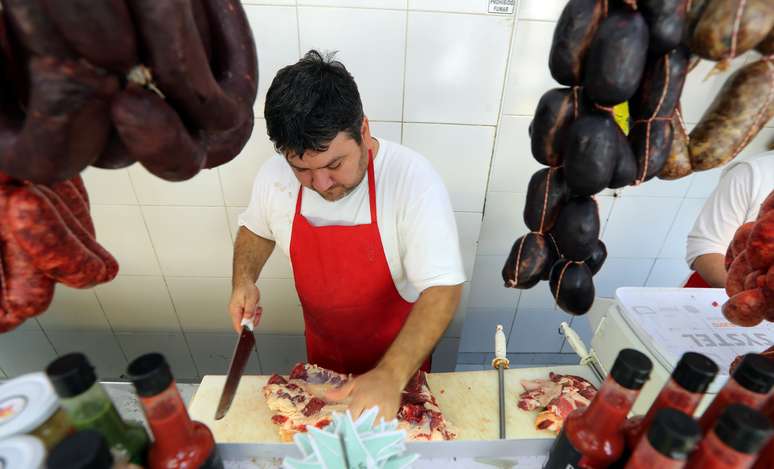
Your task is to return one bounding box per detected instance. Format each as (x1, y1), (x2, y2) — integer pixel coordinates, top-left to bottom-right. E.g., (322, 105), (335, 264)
(399, 8), (409, 136)
(124, 171), (201, 378)
(90, 289), (131, 366)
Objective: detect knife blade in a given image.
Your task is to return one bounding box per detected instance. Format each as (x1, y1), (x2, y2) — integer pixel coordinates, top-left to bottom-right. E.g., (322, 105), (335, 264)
(215, 317), (256, 420)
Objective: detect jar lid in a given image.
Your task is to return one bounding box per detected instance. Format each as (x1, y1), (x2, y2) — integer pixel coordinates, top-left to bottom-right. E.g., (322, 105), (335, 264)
(0, 435), (46, 469)
(46, 430), (113, 469)
(0, 373), (60, 440)
(46, 353), (98, 398)
(610, 349), (653, 390)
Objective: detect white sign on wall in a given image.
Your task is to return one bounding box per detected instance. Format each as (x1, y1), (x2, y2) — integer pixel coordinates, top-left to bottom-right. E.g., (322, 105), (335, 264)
(488, 0), (516, 14)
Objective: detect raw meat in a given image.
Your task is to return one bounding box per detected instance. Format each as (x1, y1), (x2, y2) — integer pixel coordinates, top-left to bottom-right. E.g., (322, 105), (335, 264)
(263, 363), (456, 442)
(517, 372), (597, 433)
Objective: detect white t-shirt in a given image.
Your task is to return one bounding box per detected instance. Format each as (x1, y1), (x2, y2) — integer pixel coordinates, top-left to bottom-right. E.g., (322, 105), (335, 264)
(238, 137), (466, 302)
(686, 151), (774, 267)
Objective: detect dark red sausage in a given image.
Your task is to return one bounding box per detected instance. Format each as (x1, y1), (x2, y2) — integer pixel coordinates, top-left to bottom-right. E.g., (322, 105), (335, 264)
(8, 186), (107, 288)
(204, 113), (254, 169)
(0, 57), (117, 184)
(0, 186), (55, 320)
(760, 190), (774, 217)
(502, 232), (552, 289)
(192, 0), (214, 64)
(726, 250), (752, 298)
(111, 85), (207, 181)
(42, 0), (138, 73)
(3, 0), (74, 57)
(731, 222), (756, 258)
(723, 289), (766, 327)
(747, 211), (774, 270)
(49, 180), (95, 237)
(92, 131), (137, 170)
(201, 0), (259, 106)
(548, 0), (605, 86)
(69, 174), (90, 209)
(126, 0), (244, 131)
(35, 185), (118, 283)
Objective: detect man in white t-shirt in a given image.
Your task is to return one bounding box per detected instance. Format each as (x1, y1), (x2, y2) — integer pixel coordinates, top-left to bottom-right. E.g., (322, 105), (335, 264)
(229, 50), (465, 420)
(685, 151), (774, 287)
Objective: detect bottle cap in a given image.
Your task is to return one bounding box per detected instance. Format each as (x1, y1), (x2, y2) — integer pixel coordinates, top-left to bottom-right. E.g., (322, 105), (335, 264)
(713, 404), (773, 454)
(0, 435), (46, 469)
(46, 353), (97, 398)
(0, 373), (60, 440)
(46, 430), (113, 469)
(732, 354), (774, 394)
(672, 352), (718, 394)
(127, 353), (173, 397)
(646, 408), (701, 460)
(610, 349), (652, 390)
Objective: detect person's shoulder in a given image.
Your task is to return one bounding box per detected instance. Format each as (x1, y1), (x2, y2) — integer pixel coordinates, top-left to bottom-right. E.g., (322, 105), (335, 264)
(256, 153), (294, 183)
(722, 150), (774, 178)
(378, 138), (443, 187)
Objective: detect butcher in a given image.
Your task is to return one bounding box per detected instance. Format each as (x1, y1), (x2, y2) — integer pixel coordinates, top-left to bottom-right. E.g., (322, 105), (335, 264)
(685, 150), (774, 287)
(228, 50), (465, 421)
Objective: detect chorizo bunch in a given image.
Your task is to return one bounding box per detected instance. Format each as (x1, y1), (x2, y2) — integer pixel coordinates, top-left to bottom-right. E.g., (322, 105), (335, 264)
(723, 190), (774, 327)
(0, 0), (258, 184)
(503, 0), (692, 316)
(0, 174), (118, 332)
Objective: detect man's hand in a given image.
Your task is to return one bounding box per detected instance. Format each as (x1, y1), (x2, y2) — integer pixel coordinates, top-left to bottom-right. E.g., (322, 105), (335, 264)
(325, 367), (403, 423)
(228, 283), (262, 333)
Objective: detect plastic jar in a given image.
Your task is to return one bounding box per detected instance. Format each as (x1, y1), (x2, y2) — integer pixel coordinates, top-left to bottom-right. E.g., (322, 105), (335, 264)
(0, 372), (74, 449)
(0, 435), (46, 469)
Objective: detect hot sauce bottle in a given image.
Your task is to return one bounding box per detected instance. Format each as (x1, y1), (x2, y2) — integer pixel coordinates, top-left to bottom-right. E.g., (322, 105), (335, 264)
(698, 354), (774, 434)
(686, 404), (772, 469)
(127, 353), (223, 469)
(543, 348), (653, 469)
(623, 352), (718, 449)
(752, 393), (774, 469)
(624, 408), (701, 469)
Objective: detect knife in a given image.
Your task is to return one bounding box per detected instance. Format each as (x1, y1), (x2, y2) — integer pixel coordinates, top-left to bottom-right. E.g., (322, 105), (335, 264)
(215, 316), (257, 420)
(491, 325), (509, 440)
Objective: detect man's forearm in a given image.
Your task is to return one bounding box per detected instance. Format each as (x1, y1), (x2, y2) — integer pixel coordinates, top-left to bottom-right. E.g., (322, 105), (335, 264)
(377, 284), (463, 387)
(233, 226), (276, 287)
(692, 253), (727, 288)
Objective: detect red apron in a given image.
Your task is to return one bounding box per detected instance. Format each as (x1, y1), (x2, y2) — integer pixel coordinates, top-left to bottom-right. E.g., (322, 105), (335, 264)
(683, 272), (711, 288)
(289, 151), (430, 375)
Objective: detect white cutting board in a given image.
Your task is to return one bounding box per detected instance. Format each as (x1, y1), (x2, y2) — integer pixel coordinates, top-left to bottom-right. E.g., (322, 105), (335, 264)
(188, 366), (598, 443)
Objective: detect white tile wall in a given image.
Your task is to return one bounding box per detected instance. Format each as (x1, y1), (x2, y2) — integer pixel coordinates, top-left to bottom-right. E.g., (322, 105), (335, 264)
(117, 332), (199, 380)
(143, 206), (233, 277)
(518, 0), (567, 20)
(244, 5), (300, 116)
(402, 123), (494, 212)
(602, 197), (681, 259)
(96, 276), (182, 332)
(38, 287), (110, 330)
(299, 7), (406, 121)
(408, 0), (491, 14)
(46, 331), (127, 379)
(186, 332), (262, 375)
(0, 330), (58, 377)
(404, 12), (512, 124)
(4, 1), (757, 376)
(91, 205), (162, 276)
(488, 115), (542, 193)
(502, 21), (558, 116)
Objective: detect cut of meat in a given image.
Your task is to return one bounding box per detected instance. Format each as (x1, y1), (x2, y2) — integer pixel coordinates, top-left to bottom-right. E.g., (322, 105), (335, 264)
(517, 372), (597, 433)
(263, 363), (456, 442)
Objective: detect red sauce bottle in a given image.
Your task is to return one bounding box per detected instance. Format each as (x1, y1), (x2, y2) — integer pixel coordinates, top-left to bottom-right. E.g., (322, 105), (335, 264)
(698, 354), (774, 434)
(128, 353), (223, 469)
(686, 404), (772, 469)
(543, 348), (653, 469)
(623, 352), (718, 449)
(624, 408), (701, 469)
(752, 394), (774, 469)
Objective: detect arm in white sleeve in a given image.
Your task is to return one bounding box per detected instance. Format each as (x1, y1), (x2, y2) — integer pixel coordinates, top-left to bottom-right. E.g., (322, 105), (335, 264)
(237, 158), (278, 241)
(685, 164), (755, 268)
(400, 183), (466, 293)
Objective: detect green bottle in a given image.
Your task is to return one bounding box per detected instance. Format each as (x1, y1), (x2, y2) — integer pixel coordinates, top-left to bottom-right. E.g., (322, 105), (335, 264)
(46, 353), (149, 466)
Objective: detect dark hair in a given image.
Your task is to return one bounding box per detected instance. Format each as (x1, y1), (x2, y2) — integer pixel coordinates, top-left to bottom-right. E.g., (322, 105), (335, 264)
(264, 50), (364, 158)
